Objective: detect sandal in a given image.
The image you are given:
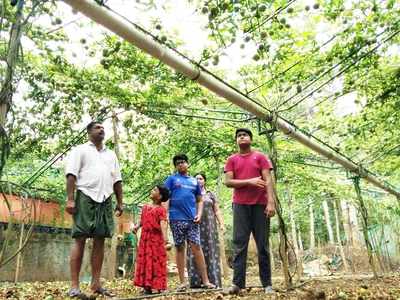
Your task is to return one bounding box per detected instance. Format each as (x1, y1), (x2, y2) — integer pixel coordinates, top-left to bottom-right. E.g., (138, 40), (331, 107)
(68, 288), (88, 299)
(93, 287), (116, 297)
(201, 282), (216, 290)
(142, 288), (152, 295)
(176, 283), (188, 292)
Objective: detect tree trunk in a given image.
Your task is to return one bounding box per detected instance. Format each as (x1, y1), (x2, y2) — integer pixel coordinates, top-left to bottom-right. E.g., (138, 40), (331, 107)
(297, 226), (304, 252)
(0, 0), (25, 177)
(333, 199), (349, 272)
(309, 203), (315, 251)
(322, 200), (335, 245)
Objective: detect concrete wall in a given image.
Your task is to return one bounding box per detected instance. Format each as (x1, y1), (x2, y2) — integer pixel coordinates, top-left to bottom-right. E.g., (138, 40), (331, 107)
(0, 194), (135, 282)
(0, 225), (121, 282)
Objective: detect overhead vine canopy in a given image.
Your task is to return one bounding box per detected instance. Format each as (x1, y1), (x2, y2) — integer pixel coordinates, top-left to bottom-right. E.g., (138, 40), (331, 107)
(0, 0), (398, 209)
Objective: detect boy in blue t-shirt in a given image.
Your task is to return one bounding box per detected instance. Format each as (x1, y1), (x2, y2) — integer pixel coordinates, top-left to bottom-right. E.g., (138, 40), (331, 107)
(164, 154), (215, 291)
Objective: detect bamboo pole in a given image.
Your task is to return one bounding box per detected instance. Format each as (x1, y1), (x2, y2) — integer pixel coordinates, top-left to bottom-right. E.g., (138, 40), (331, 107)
(61, 0), (400, 199)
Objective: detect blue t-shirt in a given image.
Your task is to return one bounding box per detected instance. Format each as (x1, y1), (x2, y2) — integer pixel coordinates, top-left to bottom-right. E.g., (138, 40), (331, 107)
(164, 173), (201, 221)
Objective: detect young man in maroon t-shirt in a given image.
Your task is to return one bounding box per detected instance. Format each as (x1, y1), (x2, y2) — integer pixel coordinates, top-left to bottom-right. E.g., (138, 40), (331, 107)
(224, 128), (276, 295)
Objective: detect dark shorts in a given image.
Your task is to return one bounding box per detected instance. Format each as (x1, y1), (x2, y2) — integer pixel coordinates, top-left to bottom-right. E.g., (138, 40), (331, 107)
(170, 220), (200, 247)
(71, 190), (114, 239)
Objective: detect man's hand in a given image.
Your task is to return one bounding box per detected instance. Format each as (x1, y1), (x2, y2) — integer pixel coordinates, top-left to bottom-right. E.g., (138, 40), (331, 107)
(115, 204), (123, 217)
(248, 177), (266, 188)
(265, 201), (276, 217)
(194, 213), (202, 223)
(65, 199), (76, 215)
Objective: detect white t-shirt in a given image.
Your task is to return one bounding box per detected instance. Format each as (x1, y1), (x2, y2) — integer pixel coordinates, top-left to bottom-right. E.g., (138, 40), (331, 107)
(65, 142), (122, 203)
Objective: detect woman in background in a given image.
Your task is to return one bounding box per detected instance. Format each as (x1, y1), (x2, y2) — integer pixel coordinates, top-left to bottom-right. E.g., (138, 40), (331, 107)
(187, 173), (224, 288)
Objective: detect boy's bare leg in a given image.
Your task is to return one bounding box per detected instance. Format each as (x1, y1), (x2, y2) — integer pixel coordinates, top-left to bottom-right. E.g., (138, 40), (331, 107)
(175, 243), (186, 284)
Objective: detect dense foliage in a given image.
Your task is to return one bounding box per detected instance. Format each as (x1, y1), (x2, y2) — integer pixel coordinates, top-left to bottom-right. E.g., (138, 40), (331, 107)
(0, 0), (399, 247)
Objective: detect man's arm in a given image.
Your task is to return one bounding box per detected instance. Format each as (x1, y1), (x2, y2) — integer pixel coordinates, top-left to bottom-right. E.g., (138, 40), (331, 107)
(224, 171), (266, 188)
(262, 168), (276, 217)
(114, 181), (123, 217)
(66, 174), (77, 215)
(194, 195), (204, 223)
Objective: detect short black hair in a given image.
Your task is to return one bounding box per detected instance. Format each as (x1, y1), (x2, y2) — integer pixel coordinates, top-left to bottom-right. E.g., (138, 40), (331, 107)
(195, 173), (206, 182)
(173, 154), (189, 166)
(235, 128), (253, 139)
(156, 184), (170, 202)
(86, 121), (102, 132)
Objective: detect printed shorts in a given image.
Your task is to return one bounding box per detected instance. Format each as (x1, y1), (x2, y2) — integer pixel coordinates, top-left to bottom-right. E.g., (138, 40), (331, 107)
(169, 220), (200, 246)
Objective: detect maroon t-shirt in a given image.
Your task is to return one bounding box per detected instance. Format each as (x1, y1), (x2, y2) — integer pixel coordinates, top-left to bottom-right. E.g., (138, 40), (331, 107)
(224, 151), (273, 205)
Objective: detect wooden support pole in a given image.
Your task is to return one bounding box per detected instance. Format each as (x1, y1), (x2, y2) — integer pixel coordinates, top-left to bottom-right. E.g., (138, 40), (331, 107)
(333, 199), (349, 273)
(353, 177), (378, 278)
(322, 199), (335, 245)
(108, 111), (120, 279)
(309, 203), (315, 251)
(14, 222), (24, 282)
(215, 157), (229, 279)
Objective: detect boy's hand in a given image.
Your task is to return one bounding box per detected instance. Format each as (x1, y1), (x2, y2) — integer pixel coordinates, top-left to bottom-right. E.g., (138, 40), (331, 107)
(194, 214), (202, 223)
(265, 201), (276, 217)
(248, 177), (266, 188)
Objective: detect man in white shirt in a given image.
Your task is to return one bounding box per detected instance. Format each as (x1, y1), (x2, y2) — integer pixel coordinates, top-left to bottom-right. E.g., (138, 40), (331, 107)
(65, 121), (123, 298)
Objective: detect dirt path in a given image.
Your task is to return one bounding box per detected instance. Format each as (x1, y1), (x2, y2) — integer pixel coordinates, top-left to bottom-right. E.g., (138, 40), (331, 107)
(1, 273), (400, 299)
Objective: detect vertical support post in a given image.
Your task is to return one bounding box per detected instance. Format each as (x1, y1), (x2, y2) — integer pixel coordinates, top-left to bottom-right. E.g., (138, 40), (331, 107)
(322, 199), (335, 245)
(264, 127), (292, 288)
(352, 176), (378, 278)
(108, 111), (120, 279)
(14, 222), (24, 282)
(332, 198), (349, 272)
(309, 202), (315, 251)
(214, 156), (229, 279)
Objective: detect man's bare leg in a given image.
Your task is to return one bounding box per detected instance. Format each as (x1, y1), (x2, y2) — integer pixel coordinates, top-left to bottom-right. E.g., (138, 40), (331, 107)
(90, 237), (105, 291)
(70, 237), (86, 289)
